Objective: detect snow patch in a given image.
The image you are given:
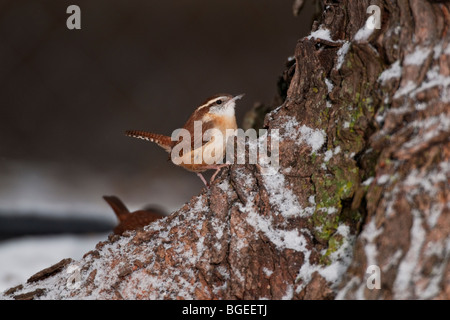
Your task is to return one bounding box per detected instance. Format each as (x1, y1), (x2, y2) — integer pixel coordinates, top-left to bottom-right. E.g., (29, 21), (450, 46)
(382, 249), (403, 272)
(378, 60), (402, 84)
(0, 234), (106, 292)
(354, 24), (374, 42)
(319, 207), (338, 215)
(393, 80), (417, 99)
(280, 116), (326, 154)
(307, 27), (333, 42)
(325, 78), (334, 93)
(404, 161), (449, 228)
(299, 126), (326, 153)
(281, 284), (294, 300)
(394, 65), (450, 101)
(262, 171), (315, 218)
(324, 150), (333, 163)
(417, 240), (449, 299)
(321, 146), (341, 170)
(362, 177), (374, 186)
(393, 210), (426, 299)
(433, 43), (443, 59)
(362, 220), (384, 267)
(262, 267), (273, 277)
(404, 47), (431, 66)
(402, 115), (450, 158)
(415, 102), (427, 111)
(336, 42), (351, 70)
(318, 225), (354, 284)
(245, 210), (309, 252)
(377, 174), (391, 185)
(296, 224), (355, 292)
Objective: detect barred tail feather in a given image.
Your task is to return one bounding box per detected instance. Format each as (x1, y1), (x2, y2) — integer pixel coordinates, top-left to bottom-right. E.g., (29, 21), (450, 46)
(125, 130), (172, 153)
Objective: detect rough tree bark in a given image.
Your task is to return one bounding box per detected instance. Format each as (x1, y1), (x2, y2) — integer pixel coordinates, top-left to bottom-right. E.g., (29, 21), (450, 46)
(2, 0), (449, 299)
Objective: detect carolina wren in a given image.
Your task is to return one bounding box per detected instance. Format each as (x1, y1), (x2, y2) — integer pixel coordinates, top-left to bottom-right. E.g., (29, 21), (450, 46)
(103, 195), (165, 235)
(125, 94), (244, 186)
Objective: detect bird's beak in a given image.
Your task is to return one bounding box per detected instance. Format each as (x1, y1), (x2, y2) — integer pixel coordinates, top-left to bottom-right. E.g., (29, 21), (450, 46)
(224, 94), (244, 109)
(231, 94), (245, 103)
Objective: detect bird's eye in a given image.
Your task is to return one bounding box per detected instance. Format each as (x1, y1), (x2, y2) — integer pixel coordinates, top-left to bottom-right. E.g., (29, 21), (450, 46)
(216, 99), (222, 105)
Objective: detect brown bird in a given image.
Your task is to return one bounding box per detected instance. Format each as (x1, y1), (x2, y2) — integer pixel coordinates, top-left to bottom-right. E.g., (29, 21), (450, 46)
(103, 195), (165, 235)
(125, 94), (244, 186)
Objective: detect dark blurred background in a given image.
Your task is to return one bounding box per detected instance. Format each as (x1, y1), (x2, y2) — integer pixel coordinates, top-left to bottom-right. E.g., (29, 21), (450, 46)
(0, 0), (314, 291)
(0, 0), (312, 236)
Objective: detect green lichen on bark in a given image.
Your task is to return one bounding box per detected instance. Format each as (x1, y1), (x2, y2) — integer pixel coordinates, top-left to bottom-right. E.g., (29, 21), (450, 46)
(310, 160), (360, 244)
(308, 41), (382, 256)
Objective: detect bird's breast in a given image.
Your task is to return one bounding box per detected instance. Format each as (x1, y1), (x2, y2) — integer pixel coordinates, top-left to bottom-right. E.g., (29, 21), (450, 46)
(176, 115), (237, 172)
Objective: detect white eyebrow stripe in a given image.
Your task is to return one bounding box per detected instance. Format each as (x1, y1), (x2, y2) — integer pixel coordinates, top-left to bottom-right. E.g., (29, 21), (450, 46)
(197, 96), (228, 110)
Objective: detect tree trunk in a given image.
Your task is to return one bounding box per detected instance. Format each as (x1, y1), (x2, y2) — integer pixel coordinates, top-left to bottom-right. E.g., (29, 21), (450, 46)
(3, 0), (449, 299)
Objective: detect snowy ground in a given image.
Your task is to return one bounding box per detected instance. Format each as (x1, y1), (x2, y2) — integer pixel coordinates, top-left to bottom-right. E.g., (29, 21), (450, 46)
(0, 161), (199, 294)
(0, 233), (107, 292)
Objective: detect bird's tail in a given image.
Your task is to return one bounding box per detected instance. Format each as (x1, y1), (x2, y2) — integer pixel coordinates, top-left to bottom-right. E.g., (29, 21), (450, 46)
(103, 195), (130, 222)
(125, 130), (172, 153)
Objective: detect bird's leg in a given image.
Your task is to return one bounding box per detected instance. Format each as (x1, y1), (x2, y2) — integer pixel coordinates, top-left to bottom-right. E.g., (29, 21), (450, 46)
(208, 163), (230, 185)
(197, 164), (230, 187)
(196, 172), (209, 187)
(210, 167), (224, 184)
